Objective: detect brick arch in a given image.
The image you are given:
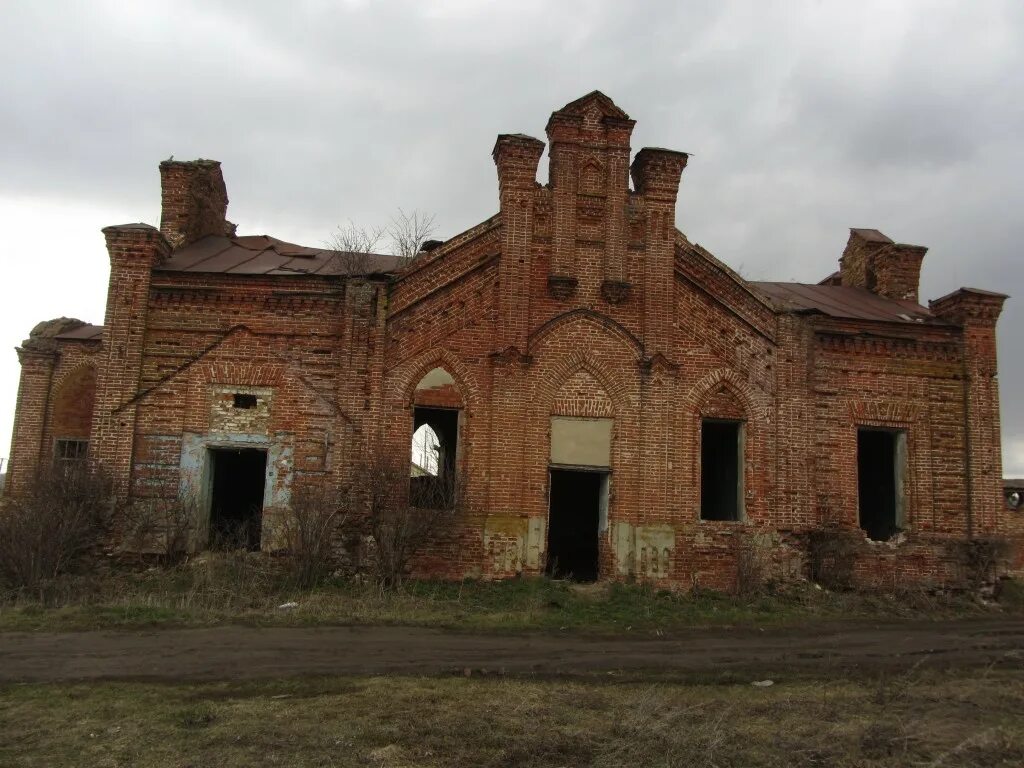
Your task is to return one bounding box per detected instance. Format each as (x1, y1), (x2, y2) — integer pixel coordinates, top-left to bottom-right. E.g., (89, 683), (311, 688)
(199, 361), (285, 387)
(684, 368), (763, 420)
(552, 370), (614, 418)
(390, 347), (482, 416)
(578, 155), (605, 195)
(531, 350), (631, 419)
(50, 362), (98, 440)
(527, 308), (644, 359)
(50, 360), (98, 399)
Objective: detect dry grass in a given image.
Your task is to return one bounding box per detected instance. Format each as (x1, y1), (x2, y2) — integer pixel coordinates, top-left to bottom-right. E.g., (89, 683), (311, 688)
(0, 553), (1019, 634)
(1, 668), (1022, 767)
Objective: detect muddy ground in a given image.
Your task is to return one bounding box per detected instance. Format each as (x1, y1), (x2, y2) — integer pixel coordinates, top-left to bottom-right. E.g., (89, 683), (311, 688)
(1, 618), (1021, 683)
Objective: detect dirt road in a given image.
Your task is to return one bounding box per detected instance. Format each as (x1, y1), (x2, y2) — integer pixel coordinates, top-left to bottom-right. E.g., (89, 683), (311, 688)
(1, 619), (1021, 683)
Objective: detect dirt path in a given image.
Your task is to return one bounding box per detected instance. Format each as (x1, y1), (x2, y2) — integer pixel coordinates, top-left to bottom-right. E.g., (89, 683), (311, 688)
(1, 619), (1022, 683)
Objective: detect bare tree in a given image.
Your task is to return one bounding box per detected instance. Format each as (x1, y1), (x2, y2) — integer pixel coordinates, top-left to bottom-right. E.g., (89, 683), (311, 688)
(0, 465), (114, 592)
(279, 485), (349, 588)
(388, 208), (436, 264)
(327, 209), (437, 273)
(326, 220), (387, 274)
(350, 454), (460, 588)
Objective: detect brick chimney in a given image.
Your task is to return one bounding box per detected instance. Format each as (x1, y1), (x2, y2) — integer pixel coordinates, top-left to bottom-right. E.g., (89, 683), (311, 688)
(159, 159), (235, 249)
(839, 228), (927, 303)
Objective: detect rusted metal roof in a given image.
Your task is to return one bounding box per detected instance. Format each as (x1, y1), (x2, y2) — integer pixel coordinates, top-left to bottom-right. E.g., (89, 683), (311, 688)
(752, 282), (938, 324)
(55, 324), (104, 341)
(849, 228), (893, 244)
(157, 235), (404, 276)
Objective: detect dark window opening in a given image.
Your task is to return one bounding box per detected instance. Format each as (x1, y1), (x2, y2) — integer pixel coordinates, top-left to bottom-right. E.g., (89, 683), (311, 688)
(233, 393), (258, 409)
(546, 469), (603, 581)
(410, 406), (459, 508)
(701, 420), (742, 521)
(858, 429), (903, 541)
(208, 447), (266, 550)
(55, 439), (89, 463)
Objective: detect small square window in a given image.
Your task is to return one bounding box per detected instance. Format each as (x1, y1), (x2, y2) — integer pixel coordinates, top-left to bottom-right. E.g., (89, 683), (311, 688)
(233, 393), (258, 409)
(56, 439), (89, 462)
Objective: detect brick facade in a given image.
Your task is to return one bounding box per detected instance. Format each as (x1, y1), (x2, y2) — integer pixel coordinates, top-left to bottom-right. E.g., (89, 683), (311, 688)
(5, 92), (1018, 588)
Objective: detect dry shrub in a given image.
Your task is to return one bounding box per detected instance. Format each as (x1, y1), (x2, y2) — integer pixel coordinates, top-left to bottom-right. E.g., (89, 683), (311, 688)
(951, 536), (1012, 590)
(733, 532), (768, 597)
(188, 549), (277, 604)
(808, 526), (861, 590)
(352, 455), (460, 588)
(280, 485), (349, 588)
(123, 496), (198, 564)
(0, 465), (114, 592)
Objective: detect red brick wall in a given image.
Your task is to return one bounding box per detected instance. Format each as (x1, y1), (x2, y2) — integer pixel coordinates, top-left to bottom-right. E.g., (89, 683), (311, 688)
(7, 94), (1014, 588)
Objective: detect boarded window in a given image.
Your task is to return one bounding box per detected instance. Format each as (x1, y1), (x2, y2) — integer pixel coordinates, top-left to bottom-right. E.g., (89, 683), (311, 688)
(701, 420), (743, 521)
(857, 428), (906, 541)
(550, 417), (613, 468)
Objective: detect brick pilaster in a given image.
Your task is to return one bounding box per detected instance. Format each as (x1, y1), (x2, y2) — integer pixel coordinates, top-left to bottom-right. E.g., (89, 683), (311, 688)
(493, 134), (544, 354)
(91, 224), (170, 497)
(4, 348), (56, 495)
(930, 288), (1007, 536)
(630, 148), (688, 359)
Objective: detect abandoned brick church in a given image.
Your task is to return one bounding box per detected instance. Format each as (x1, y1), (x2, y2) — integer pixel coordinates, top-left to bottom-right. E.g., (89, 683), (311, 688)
(6, 92), (1020, 588)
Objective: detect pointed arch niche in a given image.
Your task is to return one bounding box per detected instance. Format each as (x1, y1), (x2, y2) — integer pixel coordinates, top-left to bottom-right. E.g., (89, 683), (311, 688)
(50, 364), (97, 464)
(410, 367), (463, 508)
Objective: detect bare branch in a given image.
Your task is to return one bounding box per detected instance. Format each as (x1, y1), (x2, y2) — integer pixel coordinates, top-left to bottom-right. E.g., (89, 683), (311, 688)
(349, 453), (460, 588)
(325, 219), (387, 274)
(388, 208), (437, 264)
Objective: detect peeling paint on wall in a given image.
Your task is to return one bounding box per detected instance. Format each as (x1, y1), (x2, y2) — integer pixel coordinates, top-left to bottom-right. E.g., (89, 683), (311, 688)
(178, 431), (293, 551)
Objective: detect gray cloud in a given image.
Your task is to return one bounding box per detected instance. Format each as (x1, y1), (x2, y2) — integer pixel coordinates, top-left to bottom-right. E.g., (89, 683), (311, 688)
(1, 0), (1023, 471)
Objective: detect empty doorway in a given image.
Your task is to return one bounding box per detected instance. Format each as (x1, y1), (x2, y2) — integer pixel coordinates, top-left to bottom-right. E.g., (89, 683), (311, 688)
(208, 447), (267, 550)
(546, 469), (604, 581)
(857, 428), (905, 541)
(701, 419), (743, 521)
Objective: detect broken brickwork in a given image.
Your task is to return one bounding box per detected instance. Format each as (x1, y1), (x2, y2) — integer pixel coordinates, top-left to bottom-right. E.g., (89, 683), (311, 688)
(5, 92), (1018, 589)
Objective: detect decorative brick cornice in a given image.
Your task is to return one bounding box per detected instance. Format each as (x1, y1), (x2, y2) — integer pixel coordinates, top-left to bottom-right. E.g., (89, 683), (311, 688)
(816, 332), (961, 362)
(15, 347), (57, 365)
(639, 352), (679, 377)
(489, 346), (533, 367)
(547, 275), (578, 301)
(601, 280), (632, 305)
(675, 241), (776, 341)
(930, 288), (1007, 326)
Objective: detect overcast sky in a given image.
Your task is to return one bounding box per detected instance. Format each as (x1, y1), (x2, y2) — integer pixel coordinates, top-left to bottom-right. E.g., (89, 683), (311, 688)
(1, 0), (1022, 476)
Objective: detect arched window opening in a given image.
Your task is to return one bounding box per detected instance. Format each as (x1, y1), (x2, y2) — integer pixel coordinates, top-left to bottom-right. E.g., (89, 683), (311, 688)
(411, 424), (441, 477)
(410, 367), (461, 508)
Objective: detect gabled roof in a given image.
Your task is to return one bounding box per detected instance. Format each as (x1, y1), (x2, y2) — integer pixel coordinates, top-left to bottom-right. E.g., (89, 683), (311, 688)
(752, 282), (940, 324)
(157, 235), (404, 276)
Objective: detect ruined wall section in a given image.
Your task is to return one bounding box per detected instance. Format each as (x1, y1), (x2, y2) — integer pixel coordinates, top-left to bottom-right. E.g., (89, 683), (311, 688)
(39, 345), (100, 465)
(5, 336), (101, 494)
(662, 252), (780, 591)
(125, 270), (361, 546)
(809, 317), (981, 586)
(381, 227), (503, 579)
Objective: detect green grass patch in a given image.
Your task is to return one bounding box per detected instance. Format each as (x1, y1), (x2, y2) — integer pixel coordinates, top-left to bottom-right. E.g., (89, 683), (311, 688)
(0, 555), (1016, 634)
